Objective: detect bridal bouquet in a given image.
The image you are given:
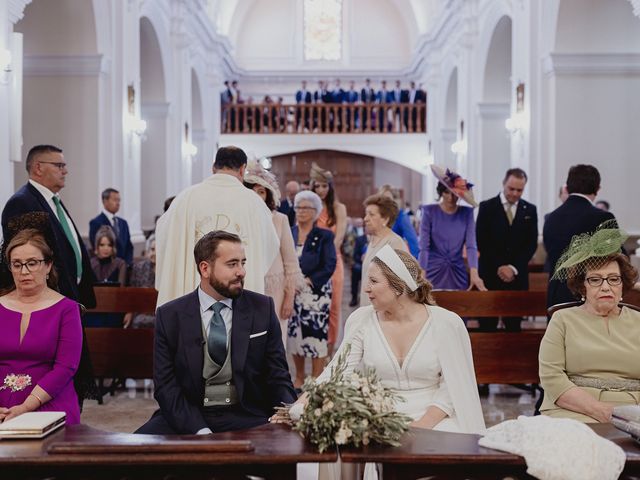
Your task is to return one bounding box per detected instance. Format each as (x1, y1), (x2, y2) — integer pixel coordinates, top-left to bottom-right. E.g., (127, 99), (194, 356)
(291, 346), (411, 453)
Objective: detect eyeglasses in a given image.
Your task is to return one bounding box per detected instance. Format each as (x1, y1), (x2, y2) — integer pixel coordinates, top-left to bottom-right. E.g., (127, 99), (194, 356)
(585, 275), (623, 287)
(294, 206), (316, 211)
(9, 259), (47, 273)
(38, 161), (67, 170)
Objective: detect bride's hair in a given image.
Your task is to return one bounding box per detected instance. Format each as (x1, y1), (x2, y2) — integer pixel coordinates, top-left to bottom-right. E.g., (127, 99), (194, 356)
(372, 249), (435, 305)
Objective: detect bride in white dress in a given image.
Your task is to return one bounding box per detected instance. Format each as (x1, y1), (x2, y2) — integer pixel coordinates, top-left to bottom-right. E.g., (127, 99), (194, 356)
(289, 245), (485, 479)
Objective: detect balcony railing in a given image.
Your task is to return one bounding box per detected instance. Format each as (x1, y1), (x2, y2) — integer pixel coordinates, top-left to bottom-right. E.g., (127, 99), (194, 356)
(221, 103), (427, 134)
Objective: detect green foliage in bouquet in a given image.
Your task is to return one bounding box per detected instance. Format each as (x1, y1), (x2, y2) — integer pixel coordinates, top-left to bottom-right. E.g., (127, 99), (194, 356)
(293, 345), (412, 453)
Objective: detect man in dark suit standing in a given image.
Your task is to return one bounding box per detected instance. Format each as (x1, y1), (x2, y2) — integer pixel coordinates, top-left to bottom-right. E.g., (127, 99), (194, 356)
(2, 145), (98, 404)
(136, 231), (296, 435)
(476, 168), (538, 331)
(2, 145), (96, 308)
(295, 80), (312, 131)
(543, 164), (615, 309)
(360, 78), (376, 131)
(278, 180), (299, 227)
(89, 188), (134, 265)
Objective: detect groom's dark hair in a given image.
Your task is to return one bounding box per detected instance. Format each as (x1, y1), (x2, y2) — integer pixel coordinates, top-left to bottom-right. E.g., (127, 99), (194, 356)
(213, 146), (247, 171)
(194, 230), (242, 275)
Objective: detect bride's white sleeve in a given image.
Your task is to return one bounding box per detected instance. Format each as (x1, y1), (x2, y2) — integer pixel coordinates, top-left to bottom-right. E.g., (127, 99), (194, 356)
(428, 373), (455, 417)
(315, 306), (372, 384)
(433, 307), (487, 433)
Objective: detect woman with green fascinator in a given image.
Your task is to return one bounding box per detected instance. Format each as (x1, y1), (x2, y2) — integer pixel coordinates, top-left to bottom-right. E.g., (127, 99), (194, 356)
(539, 220), (640, 422)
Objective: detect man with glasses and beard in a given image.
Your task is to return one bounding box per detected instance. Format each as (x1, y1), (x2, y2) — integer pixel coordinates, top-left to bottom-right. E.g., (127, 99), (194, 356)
(136, 231), (296, 435)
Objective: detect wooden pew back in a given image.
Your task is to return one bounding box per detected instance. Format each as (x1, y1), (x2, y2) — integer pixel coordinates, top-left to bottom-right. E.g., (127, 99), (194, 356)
(85, 287), (158, 380)
(469, 331), (544, 384)
(432, 290), (547, 317)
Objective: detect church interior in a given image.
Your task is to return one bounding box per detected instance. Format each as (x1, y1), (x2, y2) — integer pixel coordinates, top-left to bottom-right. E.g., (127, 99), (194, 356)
(1, 0), (640, 478)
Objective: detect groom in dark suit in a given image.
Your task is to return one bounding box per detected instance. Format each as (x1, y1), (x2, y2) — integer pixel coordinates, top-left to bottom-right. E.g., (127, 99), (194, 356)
(136, 230), (296, 435)
(476, 168), (538, 331)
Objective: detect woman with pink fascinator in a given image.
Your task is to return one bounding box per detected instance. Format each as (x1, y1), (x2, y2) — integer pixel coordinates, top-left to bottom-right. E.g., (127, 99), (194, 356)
(244, 160), (302, 348)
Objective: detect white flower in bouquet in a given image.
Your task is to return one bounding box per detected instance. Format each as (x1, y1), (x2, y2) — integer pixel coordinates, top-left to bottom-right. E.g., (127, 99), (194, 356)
(291, 345), (411, 453)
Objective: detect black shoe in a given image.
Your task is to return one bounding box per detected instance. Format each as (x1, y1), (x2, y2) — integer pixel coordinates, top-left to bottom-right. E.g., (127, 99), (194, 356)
(349, 298), (358, 307)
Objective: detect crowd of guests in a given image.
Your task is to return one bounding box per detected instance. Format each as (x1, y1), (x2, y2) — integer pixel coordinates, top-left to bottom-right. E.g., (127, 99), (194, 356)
(221, 78), (427, 133)
(0, 142), (637, 477)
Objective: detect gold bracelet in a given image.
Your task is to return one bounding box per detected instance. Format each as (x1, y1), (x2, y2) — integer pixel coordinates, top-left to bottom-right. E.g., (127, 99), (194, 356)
(29, 392), (43, 406)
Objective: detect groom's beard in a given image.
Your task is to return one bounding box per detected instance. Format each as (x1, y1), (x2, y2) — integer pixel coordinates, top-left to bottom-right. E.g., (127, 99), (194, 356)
(209, 275), (244, 299)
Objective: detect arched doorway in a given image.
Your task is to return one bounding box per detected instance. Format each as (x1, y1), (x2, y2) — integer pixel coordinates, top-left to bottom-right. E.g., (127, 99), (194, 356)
(479, 15), (512, 197)
(139, 16), (169, 231)
(14, 0), (100, 235)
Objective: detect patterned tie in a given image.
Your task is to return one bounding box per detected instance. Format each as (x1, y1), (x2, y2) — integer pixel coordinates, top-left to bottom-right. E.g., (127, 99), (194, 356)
(506, 203), (514, 226)
(111, 216), (119, 237)
(208, 302), (228, 365)
(52, 196), (82, 278)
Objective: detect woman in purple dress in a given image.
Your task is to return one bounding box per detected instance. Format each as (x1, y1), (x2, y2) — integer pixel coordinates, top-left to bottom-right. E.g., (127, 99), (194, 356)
(419, 166), (487, 291)
(0, 228), (82, 424)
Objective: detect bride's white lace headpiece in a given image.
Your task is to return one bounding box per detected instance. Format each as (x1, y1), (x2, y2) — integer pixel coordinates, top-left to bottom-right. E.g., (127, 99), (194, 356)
(374, 245), (418, 292)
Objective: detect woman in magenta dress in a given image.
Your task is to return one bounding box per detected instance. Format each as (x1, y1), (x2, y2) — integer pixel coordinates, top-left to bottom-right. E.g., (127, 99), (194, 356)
(0, 228), (82, 424)
(419, 166), (486, 291)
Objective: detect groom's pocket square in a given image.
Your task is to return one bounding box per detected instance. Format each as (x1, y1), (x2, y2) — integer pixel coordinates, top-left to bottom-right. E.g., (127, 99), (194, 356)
(249, 330), (267, 339)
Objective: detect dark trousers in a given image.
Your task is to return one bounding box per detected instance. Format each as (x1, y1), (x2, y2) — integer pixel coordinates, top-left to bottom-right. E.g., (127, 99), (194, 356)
(135, 405), (269, 435)
(351, 264), (362, 301)
(477, 316), (523, 332)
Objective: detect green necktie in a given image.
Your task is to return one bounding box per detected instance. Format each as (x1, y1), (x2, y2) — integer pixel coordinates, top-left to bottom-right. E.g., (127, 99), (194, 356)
(208, 302), (228, 365)
(52, 196), (82, 278)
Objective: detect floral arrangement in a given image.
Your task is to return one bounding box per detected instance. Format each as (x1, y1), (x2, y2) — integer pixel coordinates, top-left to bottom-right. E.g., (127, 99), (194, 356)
(0, 373), (32, 392)
(289, 346), (411, 453)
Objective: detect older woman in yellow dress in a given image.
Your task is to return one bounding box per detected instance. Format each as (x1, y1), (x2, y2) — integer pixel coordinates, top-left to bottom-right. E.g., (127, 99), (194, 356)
(539, 221), (640, 422)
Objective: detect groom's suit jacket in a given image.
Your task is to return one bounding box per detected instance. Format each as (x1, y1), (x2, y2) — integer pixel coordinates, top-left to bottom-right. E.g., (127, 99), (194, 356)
(153, 289), (296, 434)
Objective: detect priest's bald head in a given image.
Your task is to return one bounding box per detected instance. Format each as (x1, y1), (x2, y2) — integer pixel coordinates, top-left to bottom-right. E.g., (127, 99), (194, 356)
(213, 146), (247, 180)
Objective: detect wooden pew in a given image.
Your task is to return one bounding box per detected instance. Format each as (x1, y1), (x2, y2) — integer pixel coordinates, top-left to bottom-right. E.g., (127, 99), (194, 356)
(85, 287), (158, 403)
(469, 331), (544, 385)
(432, 290), (547, 317)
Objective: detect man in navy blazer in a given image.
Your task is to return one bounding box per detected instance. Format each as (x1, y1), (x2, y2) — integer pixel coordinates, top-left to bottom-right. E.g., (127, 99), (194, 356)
(136, 231), (296, 435)
(476, 168), (538, 331)
(295, 80), (313, 131)
(543, 164), (616, 310)
(89, 188), (134, 265)
(1, 145), (96, 308)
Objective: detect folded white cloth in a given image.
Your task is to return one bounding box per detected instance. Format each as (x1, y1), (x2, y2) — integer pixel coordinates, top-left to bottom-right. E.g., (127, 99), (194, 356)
(478, 415), (626, 480)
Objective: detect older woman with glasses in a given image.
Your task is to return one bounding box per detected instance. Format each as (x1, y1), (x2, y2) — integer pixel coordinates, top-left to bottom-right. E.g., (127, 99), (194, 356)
(0, 227), (82, 424)
(288, 191), (337, 388)
(539, 221), (640, 422)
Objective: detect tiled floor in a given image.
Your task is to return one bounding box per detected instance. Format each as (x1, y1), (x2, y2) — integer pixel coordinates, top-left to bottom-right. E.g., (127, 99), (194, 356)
(81, 269), (541, 432)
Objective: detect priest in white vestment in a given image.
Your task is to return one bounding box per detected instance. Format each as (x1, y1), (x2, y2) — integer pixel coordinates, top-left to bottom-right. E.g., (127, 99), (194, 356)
(155, 146), (279, 306)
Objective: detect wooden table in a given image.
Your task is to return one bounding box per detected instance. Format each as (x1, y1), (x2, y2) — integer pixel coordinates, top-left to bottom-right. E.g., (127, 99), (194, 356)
(340, 423), (640, 480)
(0, 423), (336, 479)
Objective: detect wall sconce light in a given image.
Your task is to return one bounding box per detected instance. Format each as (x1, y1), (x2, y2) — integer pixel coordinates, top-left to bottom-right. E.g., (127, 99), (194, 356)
(505, 112), (526, 133)
(450, 140), (468, 155)
(125, 113), (147, 137)
(182, 141), (198, 157)
(0, 49), (12, 85)
(182, 122), (198, 158)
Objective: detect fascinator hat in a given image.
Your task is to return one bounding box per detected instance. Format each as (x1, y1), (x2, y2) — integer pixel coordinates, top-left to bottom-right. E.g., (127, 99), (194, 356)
(430, 164), (478, 207)
(309, 162), (333, 184)
(244, 158), (281, 206)
(552, 219), (627, 281)
(374, 244), (418, 292)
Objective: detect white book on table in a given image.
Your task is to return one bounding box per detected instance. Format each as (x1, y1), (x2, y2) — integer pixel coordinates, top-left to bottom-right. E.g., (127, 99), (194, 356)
(0, 411), (66, 439)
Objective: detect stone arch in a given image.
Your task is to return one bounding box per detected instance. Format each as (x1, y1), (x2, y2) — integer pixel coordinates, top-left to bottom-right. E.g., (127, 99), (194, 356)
(478, 15), (512, 197)
(14, 0), (100, 236)
(139, 16), (169, 231)
(190, 68), (205, 185)
(442, 67), (458, 169)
